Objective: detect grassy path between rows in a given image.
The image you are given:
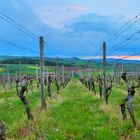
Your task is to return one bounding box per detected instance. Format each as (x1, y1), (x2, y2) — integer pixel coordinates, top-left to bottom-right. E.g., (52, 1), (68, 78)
(3, 79), (140, 140)
(13, 79), (118, 140)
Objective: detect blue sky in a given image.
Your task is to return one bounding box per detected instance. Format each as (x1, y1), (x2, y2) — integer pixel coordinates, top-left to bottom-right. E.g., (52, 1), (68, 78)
(0, 0), (140, 58)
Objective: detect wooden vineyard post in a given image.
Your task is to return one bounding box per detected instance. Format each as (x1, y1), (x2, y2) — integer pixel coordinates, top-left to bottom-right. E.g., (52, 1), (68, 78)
(56, 57), (59, 78)
(16, 71), (18, 80)
(71, 70), (74, 78)
(103, 42), (107, 104)
(62, 65), (65, 88)
(88, 64), (90, 81)
(2, 64), (7, 93)
(7, 64), (10, 90)
(84, 65), (87, 78)
(40, 36), (46, 110)
(115, 59), (119, 86)
(121, 64), (124, 74)
(36, 64), (38, 81)
(19, 61), (21, 78)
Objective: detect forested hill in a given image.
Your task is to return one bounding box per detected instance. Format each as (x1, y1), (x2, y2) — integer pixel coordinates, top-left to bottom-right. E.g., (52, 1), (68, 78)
(0, 56), (139, 66)
(0, 56), (83, 66)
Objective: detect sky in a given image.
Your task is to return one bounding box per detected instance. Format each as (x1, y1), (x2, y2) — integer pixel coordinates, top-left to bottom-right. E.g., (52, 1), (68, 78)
(0, 0), (140, 59)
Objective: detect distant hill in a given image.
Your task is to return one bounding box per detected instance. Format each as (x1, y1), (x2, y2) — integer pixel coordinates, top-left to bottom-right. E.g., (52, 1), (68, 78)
(0, 56), (139, 66)
(91, 58), (140, 64)
(0, 56), (85, 66)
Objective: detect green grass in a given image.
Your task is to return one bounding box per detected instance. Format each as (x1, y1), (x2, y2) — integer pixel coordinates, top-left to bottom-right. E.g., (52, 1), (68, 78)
(0, 64), (70, 76)
(0, 82), (61, 137)
(1, 79), (140, 139)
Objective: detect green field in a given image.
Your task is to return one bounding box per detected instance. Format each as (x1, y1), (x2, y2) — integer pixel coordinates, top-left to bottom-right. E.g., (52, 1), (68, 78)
(0, 79), (140, 139)
(0, 64), (56, 76)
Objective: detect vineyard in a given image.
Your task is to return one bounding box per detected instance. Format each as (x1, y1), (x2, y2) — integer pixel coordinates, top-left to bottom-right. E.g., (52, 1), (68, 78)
(0, 1), (140, 140)
(0, 61), (140, 140)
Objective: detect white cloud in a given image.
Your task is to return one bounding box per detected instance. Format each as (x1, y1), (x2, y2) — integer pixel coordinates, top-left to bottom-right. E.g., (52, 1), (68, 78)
(26, 2), (86, 29)
(25, 0), (140, 30)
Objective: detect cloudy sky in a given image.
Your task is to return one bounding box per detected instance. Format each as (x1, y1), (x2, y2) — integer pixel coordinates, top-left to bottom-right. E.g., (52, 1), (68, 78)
(0, 0), (140, 59)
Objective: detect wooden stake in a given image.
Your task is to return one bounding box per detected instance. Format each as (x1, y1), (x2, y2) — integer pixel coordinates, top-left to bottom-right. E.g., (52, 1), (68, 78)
(103, 42), (107, 103)
(40, 36), (46, 109)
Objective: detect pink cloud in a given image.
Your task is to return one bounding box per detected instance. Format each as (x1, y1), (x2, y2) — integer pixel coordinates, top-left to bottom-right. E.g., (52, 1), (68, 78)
(115, 56), (140, 60)
(69, 4), (86, 12)
(80, 55), (140, 61)
(106, 55), (140, 60)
